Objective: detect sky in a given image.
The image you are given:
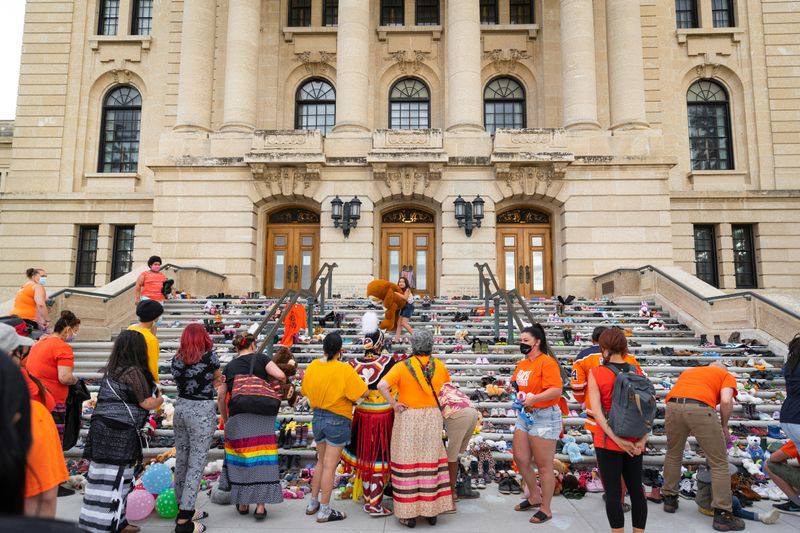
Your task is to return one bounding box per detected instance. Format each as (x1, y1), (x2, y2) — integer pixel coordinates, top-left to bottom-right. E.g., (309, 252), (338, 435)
(0, 0), (25, 119)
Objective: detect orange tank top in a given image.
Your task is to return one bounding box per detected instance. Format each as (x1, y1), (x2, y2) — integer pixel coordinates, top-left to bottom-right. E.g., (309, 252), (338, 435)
(139, 270), (166, 301)
(10, 281), (38, 321)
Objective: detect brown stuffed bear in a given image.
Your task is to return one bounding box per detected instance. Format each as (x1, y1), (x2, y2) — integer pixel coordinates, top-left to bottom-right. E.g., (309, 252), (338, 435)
(367, 279), (405, 331)
(272, 345), (298, 406)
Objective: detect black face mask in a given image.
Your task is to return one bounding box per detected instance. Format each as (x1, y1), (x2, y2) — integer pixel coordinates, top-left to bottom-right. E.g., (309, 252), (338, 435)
(519, 343), (533, 355)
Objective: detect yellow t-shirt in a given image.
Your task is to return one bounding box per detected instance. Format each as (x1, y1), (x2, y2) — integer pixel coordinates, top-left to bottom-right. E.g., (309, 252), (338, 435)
(381, 356), (450, 409)
(301, 359), (368, 420)
(127, 325), (160, 382)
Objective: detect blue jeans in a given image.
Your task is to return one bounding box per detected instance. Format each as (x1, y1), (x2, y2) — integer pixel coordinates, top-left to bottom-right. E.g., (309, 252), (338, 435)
(312, 409), (352, 447)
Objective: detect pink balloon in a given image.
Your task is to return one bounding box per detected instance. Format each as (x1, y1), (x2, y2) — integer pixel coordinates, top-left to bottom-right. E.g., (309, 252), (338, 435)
(126, 490), (155, 522)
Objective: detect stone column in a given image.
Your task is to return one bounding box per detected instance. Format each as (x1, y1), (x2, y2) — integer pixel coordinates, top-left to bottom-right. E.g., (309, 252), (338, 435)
(221, 0), (261, 131)
(333, 0), (370, 132)
(606, 0), (649, 130)
(446, 0), (483, 131)
(559, 0), (600, 130)
(175, 0), (216, 131)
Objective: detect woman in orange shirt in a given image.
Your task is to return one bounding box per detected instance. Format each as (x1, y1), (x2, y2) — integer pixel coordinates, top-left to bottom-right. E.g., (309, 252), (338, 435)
(378, 330), (454, 528)
(10, 268), (50, 331)
(25, 310), (80, 445)
(511, 325), (563, 525)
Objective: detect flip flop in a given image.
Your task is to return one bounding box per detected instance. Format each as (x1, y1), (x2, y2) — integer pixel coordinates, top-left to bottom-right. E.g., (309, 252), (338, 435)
(192, 511), (209, 521)
(529, 511), (552, 524)
(514, 499), (541, 511)
(317, 509), (346, 523)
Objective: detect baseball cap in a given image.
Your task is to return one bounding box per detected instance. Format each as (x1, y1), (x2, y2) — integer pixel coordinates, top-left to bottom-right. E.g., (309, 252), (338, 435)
(0, 323), (35, 354)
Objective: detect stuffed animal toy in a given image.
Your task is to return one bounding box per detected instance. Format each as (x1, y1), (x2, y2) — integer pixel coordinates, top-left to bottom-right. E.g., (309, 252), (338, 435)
(562, 435), (582, 463)
(741, 458), (763, 478)
(366, 279), (405, 331)
(468, 436), (496, 481)
(272, 346), (298, 406)
(639, 301), (649, 317)
(161, 401), (175, 428)
(746, 436), (768, 471)
(648, 315), (666, 331)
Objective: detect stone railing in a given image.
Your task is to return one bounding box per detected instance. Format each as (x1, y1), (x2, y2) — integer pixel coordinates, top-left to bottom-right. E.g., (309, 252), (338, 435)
(247, 129), (325, 161)
(593, 265), (799, 353)
(372, 128), (443, 150)
(46, 265), (226, 341)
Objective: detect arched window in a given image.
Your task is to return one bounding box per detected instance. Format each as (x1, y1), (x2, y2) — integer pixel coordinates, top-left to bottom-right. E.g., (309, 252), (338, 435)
(484, 77), (525, 134)
(389, 78), (430, 129)
(295, 79), (336, 135)
(99, 85), (141, 173)
(687, 79), (733, 170)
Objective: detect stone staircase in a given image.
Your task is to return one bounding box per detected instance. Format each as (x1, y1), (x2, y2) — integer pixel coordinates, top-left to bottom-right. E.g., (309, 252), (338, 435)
(68, 296), (787, 467)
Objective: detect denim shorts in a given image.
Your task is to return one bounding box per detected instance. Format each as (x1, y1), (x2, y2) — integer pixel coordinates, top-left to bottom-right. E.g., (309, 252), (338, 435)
(400, 303), (414, 318)
(514, 405), (562, 440)
(312, 409), (352, 447)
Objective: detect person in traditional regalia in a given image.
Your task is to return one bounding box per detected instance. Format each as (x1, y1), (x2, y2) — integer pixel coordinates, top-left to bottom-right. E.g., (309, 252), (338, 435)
(341, 311), (401, 516)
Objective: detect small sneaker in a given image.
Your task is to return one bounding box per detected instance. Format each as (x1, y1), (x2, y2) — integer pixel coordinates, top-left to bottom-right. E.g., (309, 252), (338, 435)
(760, 508), (780, 524)
(663, 494), (679, 513)
(774, 500), (800, 514)
(713, 509), (745, 531)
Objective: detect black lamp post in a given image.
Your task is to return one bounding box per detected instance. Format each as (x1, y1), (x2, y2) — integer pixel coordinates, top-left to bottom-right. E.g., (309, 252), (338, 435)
(332, 195), (361, 238)
(454, 195), (485, 237)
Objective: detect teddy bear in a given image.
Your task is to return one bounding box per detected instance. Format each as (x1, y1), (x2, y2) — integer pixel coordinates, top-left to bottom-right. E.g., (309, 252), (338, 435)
(746, 435), (769, 472)
(160, 401), (175, 428)
(562, 435), (583, 463)
(366, 279), (405, 331)
(272, 345), (299, 406)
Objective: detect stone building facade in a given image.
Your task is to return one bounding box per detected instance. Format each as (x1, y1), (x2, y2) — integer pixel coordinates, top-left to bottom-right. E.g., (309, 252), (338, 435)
(0, 0), (798, 300)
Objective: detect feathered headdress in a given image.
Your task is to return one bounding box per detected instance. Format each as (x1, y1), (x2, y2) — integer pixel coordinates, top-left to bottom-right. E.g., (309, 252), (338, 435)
(361, 311), (385, 353)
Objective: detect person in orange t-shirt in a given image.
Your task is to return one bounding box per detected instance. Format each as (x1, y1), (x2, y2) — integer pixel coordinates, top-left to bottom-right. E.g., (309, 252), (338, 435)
(662, 362), (741, 530)
(509, 324), (563, 525)
(378, 330), (454, 527)
(135, 255), (168, 304)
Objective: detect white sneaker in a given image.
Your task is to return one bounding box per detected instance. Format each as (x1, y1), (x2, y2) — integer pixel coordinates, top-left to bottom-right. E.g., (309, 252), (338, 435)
(768, 487), (787, 501)
(752, 484), (770, 498)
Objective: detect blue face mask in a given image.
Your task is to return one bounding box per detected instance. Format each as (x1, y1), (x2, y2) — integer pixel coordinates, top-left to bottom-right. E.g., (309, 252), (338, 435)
(155, 318), (163, 327)
(39, 276), (48, 286)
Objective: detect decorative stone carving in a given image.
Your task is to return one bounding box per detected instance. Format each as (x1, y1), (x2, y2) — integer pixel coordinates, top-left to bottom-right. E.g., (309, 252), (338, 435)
(247, 130), (325, 164)
(374, 163), (442, 198)
(295, 51), (336, 75)
(482, 48), (531, 74)
(496, 163), (568, 198)
(386, 50), (430, 74)
(250, 165), (320, 197)
(695, 62), (722, 80)
(373, 129), (443, 150)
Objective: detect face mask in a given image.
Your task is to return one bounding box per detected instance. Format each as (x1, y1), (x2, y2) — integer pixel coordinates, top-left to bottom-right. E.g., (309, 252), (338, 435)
(155, 318), (163, 327)
(66, 335), (76, 343)
(39, 276), (47, 285)
(519, 343), (533, 355)
(151, 266), (161, 272)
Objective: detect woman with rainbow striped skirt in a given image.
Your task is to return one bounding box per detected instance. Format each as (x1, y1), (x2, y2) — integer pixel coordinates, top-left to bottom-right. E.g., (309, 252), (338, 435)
(218, 333), (286, 521)
(341, 312), (401, 517)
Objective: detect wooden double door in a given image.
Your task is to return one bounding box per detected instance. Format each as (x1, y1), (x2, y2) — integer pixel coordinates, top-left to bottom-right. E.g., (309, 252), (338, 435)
(265, 224), (319, 296)
(380, 209), (436, 296)
(497, 225), (553, 298)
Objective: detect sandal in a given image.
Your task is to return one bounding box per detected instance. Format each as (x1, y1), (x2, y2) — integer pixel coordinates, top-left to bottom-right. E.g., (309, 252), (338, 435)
(508, 477), (523, 495)
(191, 511), (208, 521)
(237, 505), (250, 515)
(366, 506), (393, 517)
(514, 499), (541, 511)
(399, 518), (417, 528)
(498, 479), (512, 495)
(317, 509), (346, 523)
(529, 511), (552, 524)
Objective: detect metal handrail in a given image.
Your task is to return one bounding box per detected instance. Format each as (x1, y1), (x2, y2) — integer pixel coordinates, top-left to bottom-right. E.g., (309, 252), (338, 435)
(46, 264), (226, 303)
(254, 262), (338, 356)
(593, 265), (800, 321)
(475, 263), (536, 339)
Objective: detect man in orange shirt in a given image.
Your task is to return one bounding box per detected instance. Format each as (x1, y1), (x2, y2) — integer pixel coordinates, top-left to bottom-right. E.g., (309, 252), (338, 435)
(765, 440), (800, 514)
(662, 361), (743, 531)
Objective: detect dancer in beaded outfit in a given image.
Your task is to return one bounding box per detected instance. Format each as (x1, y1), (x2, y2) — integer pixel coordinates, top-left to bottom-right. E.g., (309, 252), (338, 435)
(341, 312), (402, 516)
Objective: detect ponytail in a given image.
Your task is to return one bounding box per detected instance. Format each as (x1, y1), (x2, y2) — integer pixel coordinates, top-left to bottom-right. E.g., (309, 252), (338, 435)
(53, 310), (80, 334)
(25, 268), (40, 279)
(233, 333), (256, 352)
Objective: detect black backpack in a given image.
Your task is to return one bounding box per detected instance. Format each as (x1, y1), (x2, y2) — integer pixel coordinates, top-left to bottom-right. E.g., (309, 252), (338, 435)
(603, 364), (656, 439)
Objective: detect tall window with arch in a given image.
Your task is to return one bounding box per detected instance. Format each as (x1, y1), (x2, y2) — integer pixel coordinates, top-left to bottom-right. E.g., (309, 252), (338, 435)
(484, 77), (526, 134)
(389, 78), (430, 129)
(687, 79), (733, 171)
(99, 86), (142, 173)
(295, 79), (336, 135)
